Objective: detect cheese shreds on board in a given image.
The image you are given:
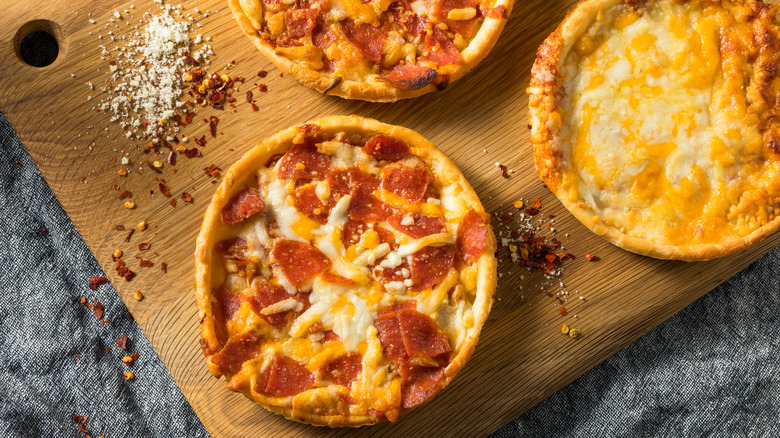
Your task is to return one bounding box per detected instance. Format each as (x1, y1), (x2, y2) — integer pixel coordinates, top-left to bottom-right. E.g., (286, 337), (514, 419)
(95, 4), (213, 139)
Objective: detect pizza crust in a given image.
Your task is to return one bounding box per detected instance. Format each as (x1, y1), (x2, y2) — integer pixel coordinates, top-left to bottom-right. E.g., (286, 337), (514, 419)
(194, 115), (497, 426)
(528, 0), (780, 261)
(228, 0), (513, 102)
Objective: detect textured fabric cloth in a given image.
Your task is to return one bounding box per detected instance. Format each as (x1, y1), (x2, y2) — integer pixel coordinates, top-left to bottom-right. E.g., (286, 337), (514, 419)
(0, 112), (208, 437)
(1, 107), (779, 437)
(491, 237), (780, 436)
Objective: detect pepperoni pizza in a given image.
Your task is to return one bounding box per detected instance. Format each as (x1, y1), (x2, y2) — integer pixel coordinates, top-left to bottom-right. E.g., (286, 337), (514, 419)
(228, 0), (513, 101)
(195, 116), (497, 425)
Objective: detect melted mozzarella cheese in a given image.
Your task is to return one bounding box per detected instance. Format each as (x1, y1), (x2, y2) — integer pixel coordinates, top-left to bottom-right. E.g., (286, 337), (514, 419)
(259, 168), (305, 241)
(560, 0), (768, 245)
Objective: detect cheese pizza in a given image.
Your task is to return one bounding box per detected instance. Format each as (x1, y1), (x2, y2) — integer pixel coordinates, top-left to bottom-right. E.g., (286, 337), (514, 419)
(228, 0), (513, 101)
(194, 116), (496, 425)
(528, 0), (780, 260)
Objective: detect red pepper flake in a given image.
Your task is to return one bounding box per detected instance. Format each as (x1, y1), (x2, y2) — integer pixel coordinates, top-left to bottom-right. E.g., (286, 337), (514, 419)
(204, 164), (221, 177)
(159, 182), (171, 197)
(181, 192), (193, 203)
(533, 199), (542, 209)
(585, 253), (599, 262)
(257, 70), (267, 78)
(498, 164), (509, 178)
(88, 276), (107, 291)
(138, 242), (151, 251)
(183, 147), (202, 158)
(170, 199), (177, 207)
(100, 319), (109, 326)
(15, 161), (21, 166)
(209, 116), (219, 138)
(146, 161), (162, 174)
(115, 225), (125, 231)
(167, 151), (177, 166)
(258, 84), (268, 92)
(525, 207), (540, 216)
(245, 90), (253, 103)
(79, 296), (86, 304)
(124, 269), (136, 281)
(558, 306), (567, 316)
(118, 190), (132, 200)
(76, 355), (81, 360)
(72, 415), (84, 423)
(112, 185), (120, 190)
(139, 258), (153, 267)
(93, 300), (104, 320)
(116, 335), (129, 350)
(124, 229), (135, 242)
(194, 135), (207, 147)
(161, 262), (168, 273)
(545, 254), (557, 264)
(251, 102), (259, 111)
(128, 313), (134, 321)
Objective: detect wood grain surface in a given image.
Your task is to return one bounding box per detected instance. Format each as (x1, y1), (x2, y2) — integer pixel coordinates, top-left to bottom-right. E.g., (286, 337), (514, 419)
(1, 0), (778, 436)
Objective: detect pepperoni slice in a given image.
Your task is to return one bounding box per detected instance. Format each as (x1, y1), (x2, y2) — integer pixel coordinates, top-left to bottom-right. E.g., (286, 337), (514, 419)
(284, 8), (318, 39)
(420, 28), (461, 66)
(457, 209), (489, 265)
(214, 237), (249, 260)
(326, 168), (352, 206)
(321, 352), (363, 386)
(432, 0), (478, 38)
(374, 312), (408, 367)
(248, 281), (291, 328)
(341, 218), (369, 248)
(339, 20), (386, 62)
(349, 189), (394, 222)
(221, 189), (264, 225)
(211, 330), (264, 374)
(258, 355), (316, 397)
(392, 9), (426, 37)
(400, 365), (445, 409)
(410, 245), (456, 291)
(388, 212), (445, 238)
(349, 168), (381, 192)
(363, 135), (411, 162)
(381, 163), (430, 203)
(313, 18), (337, 50)
(397, 309), (451, 358)
(379, 63), (438, 90)
(321, 272), (355, 285)
(377, 300), (416, 317)
(278, 143), (331, 179)
(291, 184), (329, 224)
(272, 240), (331, 286)
(212, 285), (243, 346)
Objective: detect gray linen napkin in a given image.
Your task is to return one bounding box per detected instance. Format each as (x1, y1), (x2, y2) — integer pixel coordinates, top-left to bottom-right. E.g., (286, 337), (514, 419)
(1, 108), (779, 437)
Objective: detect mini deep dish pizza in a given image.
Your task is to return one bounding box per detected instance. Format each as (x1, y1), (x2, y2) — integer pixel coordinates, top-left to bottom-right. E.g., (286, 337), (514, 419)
(528, 0), (780, 261)
(195, 116), (496, 425)
(228, 0), (512, 101)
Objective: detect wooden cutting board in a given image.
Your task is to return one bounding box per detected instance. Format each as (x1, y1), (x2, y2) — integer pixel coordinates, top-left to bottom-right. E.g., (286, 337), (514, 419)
(2, 0), (778, 436)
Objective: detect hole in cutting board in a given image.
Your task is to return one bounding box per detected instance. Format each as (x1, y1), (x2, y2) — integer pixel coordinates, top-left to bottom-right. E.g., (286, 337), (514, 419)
(14, 20), (65, 67)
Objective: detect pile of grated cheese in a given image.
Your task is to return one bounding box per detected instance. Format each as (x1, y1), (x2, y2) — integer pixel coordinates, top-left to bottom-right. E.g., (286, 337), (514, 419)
(94, 3), (213, 140)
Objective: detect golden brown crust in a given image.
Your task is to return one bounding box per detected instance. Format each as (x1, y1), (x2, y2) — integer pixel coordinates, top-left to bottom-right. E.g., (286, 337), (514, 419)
(228, 0), (513, 102)
(528, 0), (780, 261)
(195, 115), (497, 426)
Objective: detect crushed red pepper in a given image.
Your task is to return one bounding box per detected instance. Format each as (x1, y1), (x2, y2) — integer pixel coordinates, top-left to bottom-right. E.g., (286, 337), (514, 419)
(181, 192), (193, 203)
(88, 276), (107, 291)
(159, 182), (171, 197)
(160, 262), (168, 273)
(498, 164), (509, 178)
(209, 116), (219, 138)
(204, 164), (221, 177)
(138, 242), (151, 251)
(586, 253), (599, 261)
(124, 229), (135, 242)
(139, 258), (153, 267)
(118, 190), (132, 200)
(116, 335), (129, 350)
